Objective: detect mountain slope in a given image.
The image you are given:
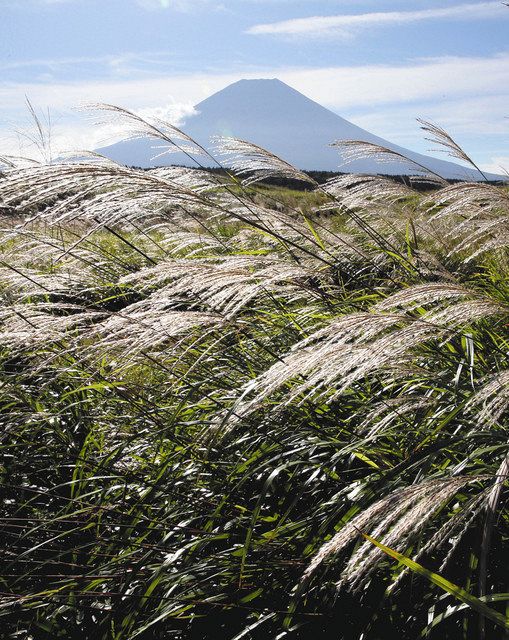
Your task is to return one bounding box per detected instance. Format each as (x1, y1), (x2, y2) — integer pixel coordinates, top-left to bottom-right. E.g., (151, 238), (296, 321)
(96, 79), (494, 180)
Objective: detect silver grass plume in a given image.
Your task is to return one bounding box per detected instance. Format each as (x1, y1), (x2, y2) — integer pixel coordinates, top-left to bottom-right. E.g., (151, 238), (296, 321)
(0, 226), (130, 284)
(320, 174), (416, 208)
(229, 290), (506, 422)
(318, 175), (420, 245)
(201, 195), (338, 265)
(465, 370), (509, 426)
(357, 395), (437, 438)
(375, 282), (506, 334)
(91, 303), (223, 361)
(462, 230), (509, 262)
(389, 492), (488, 591)
(0, 264), (99, 299)
(0, 161), (340, 269)
(418, 119), (489, 181)
(0, 303), (105, 349)
(213, 137), (317, 186)
(160, 230), (226, 257)
(0, 155), (41, 171)
(0, 162), (218, 229)
(330, 140), (447, 183)
(374, 283), (478, 312)
(150, 166), (227, 194)
(423, 182), (509, 260)
(301, 476), (485, 591)
(119, 255), (322, 318)
(424, 182), (508, 226)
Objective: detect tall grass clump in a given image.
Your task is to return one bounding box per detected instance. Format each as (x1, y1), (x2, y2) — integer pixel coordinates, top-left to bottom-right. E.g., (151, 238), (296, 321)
(0, 109), (508, 640)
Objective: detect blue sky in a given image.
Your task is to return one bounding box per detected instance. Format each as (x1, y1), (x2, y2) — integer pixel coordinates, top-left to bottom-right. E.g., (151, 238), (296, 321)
(1, 0), (508, 171)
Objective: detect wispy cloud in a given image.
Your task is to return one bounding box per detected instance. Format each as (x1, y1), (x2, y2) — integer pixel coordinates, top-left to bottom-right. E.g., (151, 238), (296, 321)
(8, 0), (223, 9)
(0, 51), (177, 73)
(7, 0), (79, 5)
(135, 0), (226, 12)
(247, 2), (508, 38)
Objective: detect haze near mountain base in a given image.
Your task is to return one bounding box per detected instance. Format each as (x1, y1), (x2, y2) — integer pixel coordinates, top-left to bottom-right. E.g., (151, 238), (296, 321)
(96, 78), (495, 180)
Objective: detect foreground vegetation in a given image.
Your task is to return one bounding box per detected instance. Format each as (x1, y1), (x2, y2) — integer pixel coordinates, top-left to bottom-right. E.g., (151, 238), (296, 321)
(0, 112), (508, 639)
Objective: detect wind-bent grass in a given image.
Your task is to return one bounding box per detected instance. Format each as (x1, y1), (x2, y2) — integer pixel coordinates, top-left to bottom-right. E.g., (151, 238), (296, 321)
(0, 111), (508, 640)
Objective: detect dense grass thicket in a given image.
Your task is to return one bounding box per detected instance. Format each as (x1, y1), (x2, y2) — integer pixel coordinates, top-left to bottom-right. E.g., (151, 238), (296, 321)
(0, 110), (508, 639)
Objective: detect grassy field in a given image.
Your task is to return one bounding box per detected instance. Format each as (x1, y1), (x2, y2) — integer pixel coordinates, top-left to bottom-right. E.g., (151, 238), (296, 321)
(0, 114), (508, 639)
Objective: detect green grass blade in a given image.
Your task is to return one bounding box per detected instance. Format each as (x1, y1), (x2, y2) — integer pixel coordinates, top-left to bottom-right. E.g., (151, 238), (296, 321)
(362, 532), (509, 630)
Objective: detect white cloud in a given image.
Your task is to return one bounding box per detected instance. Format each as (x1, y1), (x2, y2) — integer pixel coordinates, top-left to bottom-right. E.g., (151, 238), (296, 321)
(137, 102), (198, 126)
(2, 53), (508, 113)
(482, 156), (509, 175)
(349, 94), (509, 140)
(277, 54), (509, 111)
(247, 2), (508, 38)
(0, 102), (199, 160)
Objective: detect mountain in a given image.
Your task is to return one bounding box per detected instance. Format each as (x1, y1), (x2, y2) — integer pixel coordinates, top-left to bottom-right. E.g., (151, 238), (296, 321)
(96, 79), (496, 180)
